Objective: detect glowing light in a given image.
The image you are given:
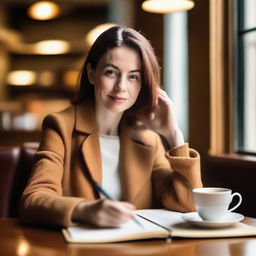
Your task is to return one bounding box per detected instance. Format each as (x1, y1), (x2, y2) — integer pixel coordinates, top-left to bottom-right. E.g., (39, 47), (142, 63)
(38, 71), (55, 87)
(142, 0), (194, 14)
(86, 23), (117, 46)
(7, 70), (37, 86)
(63, 70), (79, 87)
(34, 40), (70, 55)
(28, 1), (60, 20)
(17, 241), (30, 256)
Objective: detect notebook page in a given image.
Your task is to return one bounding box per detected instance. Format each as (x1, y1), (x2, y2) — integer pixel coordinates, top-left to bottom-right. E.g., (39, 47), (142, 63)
(65, 214), (168, 243)
(136, 209), (185, 231)
(136, 209), (256, 238)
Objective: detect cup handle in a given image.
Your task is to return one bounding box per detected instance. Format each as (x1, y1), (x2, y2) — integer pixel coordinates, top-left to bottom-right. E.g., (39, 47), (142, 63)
(229, 192), (242, 212)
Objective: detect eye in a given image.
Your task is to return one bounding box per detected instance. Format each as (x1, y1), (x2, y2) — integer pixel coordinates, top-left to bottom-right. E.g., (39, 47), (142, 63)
(129, 74), (140, 82)
(105, 69), (119, 77)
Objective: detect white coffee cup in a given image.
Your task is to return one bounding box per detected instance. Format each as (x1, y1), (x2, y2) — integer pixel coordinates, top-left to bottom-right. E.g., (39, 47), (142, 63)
(192, 187), (242, 221)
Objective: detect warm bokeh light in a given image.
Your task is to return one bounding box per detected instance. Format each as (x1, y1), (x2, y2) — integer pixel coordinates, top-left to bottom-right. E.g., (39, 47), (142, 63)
(85, 23), (117, 47)
(63, 70), (79, 87)
(34, 40), (70, 54)
(38, 71), (55, 87)
(28, 1), (60, 20)
(7, 70), (37, 86)
(142, 0), (194, 13)
(17, 241), (30, 256)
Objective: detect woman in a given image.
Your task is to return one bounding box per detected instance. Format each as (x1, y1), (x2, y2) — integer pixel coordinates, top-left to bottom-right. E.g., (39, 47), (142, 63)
(19, 26), (202, 228)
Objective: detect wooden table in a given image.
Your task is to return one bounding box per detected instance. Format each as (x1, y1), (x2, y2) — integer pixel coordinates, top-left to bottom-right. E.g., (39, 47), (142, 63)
(1, 217), (256, 256)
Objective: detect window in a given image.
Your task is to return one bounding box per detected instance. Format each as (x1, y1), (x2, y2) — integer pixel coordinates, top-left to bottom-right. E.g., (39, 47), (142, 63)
(236, 0), (256, 154)
(210, 0), (256, 156)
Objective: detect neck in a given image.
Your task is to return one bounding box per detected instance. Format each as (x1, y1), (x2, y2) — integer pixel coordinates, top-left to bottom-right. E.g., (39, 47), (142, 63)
(95, 105), (123, 136)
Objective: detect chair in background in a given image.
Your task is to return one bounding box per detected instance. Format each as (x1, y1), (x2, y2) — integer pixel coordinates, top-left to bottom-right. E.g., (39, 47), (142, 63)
(0, 143), (38, 217)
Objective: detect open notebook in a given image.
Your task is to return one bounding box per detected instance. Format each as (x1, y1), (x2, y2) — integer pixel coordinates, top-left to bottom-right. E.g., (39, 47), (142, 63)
(62, 209), (256, 243)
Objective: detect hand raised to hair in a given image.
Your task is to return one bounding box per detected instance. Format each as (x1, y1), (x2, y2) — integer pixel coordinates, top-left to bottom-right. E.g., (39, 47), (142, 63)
(140, 88), (185, 148)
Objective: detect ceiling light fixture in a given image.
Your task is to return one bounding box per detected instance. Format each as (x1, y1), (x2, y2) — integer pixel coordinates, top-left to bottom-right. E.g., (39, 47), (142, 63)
(86, 23), (117, 47)
(33, 40), (70, 55)
(142, 0), (194, 14)
(28, 1), (60, 20)
(7, 70), (37, 86)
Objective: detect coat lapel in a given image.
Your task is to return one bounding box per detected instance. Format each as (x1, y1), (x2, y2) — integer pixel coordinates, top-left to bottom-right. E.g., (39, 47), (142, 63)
(120, 132), (154, 203)
(74, 100), (102, 186)
(74, 100), (155, 202)
(81, 132), (102, 185)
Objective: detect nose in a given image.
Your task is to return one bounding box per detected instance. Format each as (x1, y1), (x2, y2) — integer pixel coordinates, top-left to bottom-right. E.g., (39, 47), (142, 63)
(114, 75), (126, 92)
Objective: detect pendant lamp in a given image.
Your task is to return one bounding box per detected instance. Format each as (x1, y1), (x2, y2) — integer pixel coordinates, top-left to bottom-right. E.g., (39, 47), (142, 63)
(142, 0), (194, 13)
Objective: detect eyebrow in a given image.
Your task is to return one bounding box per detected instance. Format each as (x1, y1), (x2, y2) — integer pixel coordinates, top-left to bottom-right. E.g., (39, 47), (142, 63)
(103, 63), (141, 73)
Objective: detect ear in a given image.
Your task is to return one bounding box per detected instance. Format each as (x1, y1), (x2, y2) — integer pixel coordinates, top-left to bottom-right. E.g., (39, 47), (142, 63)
(87, 63), (95, 85)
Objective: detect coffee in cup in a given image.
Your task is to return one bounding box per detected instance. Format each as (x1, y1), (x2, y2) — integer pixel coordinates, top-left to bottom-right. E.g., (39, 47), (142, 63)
(192, 187), (242, 221)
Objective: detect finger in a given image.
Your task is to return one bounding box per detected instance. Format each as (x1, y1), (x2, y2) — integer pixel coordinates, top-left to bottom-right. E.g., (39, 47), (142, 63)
(104, 200), (134, 217)
(149, 112), (155, 121)
(104, 216), (130, 228)
(97, 216), (124, 228)
(155, 90), (169, 105)
(94, 206), (128, 227)
(156, 88), (171, 98)
(102, 204), (135, 226)
(119, 201), (136, 210)
(112, 201), (135, 216)
(157, 88), (168, 96)
(157, 92), (173, 107)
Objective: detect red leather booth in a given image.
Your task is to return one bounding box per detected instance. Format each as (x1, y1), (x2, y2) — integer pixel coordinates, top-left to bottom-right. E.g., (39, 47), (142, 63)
(0, 143), (38, 217)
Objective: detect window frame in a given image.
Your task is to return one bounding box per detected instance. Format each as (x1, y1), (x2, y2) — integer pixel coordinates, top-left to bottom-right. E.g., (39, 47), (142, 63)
(209, 0), (256, 159)
(210, 0), (233, 155)
(236, 0), (256, 155)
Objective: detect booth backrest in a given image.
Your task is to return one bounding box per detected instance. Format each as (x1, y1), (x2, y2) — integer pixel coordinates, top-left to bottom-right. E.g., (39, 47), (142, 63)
(0, 143), (38, 217)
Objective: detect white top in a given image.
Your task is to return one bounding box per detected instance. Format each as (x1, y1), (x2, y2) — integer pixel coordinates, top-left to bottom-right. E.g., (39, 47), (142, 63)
(99, 133), (122, 200)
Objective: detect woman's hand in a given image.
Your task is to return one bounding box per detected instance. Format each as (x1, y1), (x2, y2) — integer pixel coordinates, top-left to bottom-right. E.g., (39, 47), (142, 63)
(72, 199), (136, 227)
(140, 88), (185, 148)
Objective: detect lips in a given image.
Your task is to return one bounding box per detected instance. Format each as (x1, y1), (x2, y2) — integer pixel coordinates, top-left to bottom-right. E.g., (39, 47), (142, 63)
(109, 95), (127, 102)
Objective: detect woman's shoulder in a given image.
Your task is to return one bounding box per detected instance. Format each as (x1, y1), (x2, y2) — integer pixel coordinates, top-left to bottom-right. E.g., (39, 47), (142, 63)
(42, 103), (75, 131)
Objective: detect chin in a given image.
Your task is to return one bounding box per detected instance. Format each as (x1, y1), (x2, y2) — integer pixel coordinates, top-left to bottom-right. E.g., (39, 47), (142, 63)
(105, 103), (132, 113)
(109, 107), (127, 114)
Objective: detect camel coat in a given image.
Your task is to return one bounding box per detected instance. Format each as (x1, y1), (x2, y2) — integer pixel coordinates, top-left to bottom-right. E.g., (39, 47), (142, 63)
(19, 100), (202, 227)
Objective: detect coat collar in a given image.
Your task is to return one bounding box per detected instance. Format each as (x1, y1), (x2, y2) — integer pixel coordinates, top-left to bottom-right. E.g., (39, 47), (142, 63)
(119, 133), (154, 203)
(74, 99), (133, 137)
(75, 100), (155, 203)
(75, 99), (98, 134)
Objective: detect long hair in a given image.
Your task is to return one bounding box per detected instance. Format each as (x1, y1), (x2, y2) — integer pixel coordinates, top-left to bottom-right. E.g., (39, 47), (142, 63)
(76, 26), (160, 117)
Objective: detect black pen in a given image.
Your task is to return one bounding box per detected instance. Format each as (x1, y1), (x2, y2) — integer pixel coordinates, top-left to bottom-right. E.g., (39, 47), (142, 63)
(93, 182), (144, 228)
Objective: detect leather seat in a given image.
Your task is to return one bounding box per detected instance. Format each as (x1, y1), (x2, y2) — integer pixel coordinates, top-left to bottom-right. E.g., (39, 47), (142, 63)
(0, 143), (38, 217)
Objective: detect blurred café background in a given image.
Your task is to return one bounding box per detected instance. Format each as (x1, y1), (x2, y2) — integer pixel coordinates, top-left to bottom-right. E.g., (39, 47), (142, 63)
(0, 0), (169, 146)
(1, 0), (211, 150)
(1, 0), (256, 217)
(0, 0), (248, 160)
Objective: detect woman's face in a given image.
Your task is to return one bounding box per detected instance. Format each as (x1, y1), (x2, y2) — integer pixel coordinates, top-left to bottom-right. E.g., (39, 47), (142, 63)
(87, 46), (142, 115)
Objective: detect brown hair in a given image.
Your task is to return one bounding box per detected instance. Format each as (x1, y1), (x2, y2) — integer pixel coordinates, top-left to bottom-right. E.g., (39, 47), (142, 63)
(76, 26), (160, 116)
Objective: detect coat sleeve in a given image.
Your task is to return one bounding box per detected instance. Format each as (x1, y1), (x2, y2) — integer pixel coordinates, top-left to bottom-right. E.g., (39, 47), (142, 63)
(19, 113), (86, 227)
(152, 137), (203, 212)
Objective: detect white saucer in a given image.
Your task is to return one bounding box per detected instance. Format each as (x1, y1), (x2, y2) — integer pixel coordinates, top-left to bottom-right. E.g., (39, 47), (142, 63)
(182, 212), (244, 228)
